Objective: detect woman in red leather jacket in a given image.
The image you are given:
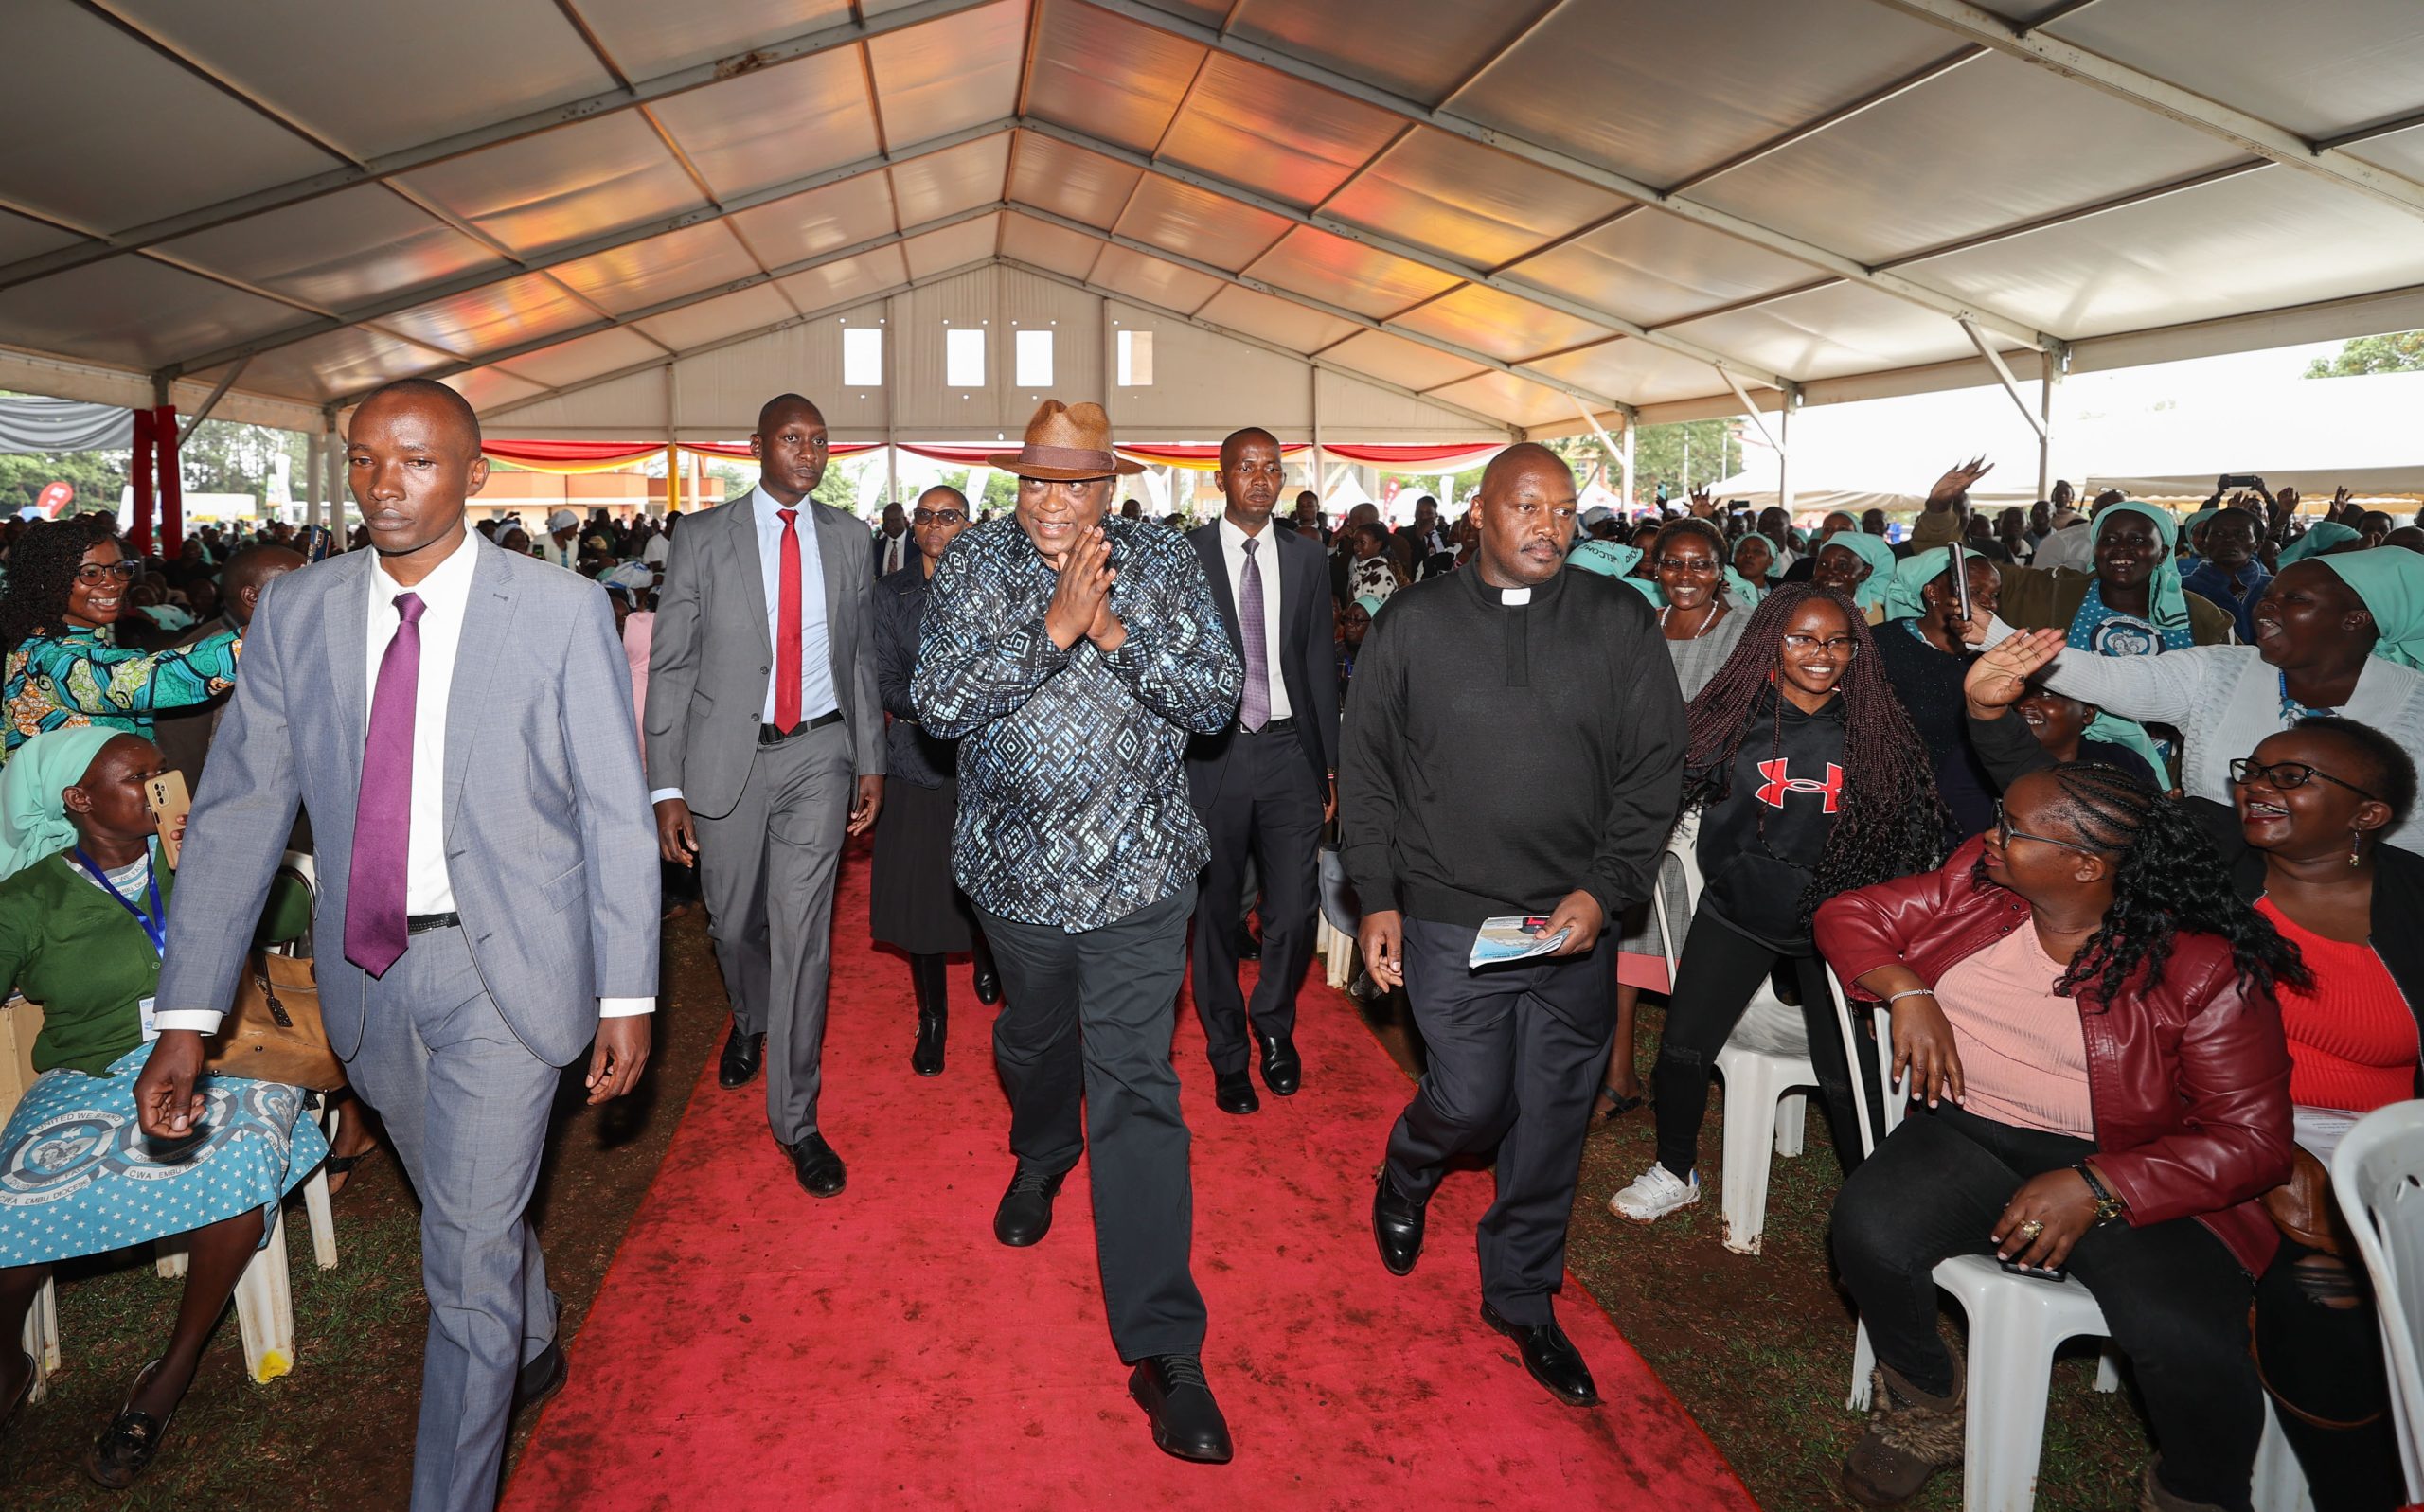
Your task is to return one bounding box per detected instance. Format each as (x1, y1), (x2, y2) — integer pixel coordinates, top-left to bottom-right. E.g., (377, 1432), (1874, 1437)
(1815, 762), (2306, 1512)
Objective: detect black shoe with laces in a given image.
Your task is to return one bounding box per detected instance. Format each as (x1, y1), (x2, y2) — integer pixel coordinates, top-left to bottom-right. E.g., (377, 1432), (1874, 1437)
(1481, 1303), (1601, 1407)
(1129, 1354), (1233, 1463)
(993, 1164), (1067, 1247)
(1372, 1169), (1426, 1276)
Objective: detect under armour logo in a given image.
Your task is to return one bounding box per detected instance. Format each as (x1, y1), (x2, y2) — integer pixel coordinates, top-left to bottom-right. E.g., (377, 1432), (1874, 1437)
(1756, 758), (1844, 813)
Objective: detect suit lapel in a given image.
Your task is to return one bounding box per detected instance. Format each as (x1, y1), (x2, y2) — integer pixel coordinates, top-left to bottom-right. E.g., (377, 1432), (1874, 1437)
(442, 536), (518, 837)
(812, 503), (849, 649)
(320, 550), (376, 783)
(729, 494), (774, 663)
(1192, 525), (1245, 661)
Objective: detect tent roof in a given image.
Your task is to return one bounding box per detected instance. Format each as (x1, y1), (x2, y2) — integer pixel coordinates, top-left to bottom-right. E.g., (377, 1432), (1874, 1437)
(4, 0), (2423, 437)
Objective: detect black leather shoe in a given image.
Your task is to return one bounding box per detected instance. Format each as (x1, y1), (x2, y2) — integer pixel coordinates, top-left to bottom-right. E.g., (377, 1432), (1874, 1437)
(911, 1014), (945, 1076)
(514, 1339), (568, 1414)
(1372, 1170), (1425, 1276)
(1256, 1032), (1301, 1096)
(1213, 1068), (1259, 1115)
(971, 952), (1002, 1006)
(786, 1133), (847, 1198)
(1129, 1355), (1233, 1463)
(717, 1027), (765, 1089)
(992, 1164), (1067, 1247)
(1481, 1303), (1600, 1407)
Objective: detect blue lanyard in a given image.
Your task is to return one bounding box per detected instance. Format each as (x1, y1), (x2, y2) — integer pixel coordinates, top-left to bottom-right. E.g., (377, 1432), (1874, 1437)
(72, 845), (166, 958)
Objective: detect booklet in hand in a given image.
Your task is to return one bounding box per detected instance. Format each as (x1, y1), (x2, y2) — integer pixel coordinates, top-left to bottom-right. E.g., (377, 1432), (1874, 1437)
(1469, 915), (1570, 969)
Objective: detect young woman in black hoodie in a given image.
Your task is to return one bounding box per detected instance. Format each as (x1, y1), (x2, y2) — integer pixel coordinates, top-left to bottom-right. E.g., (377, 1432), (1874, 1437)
(1612, 583), (1945, 1223)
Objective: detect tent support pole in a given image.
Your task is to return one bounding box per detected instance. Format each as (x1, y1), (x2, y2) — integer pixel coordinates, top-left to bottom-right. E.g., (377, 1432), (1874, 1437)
(1717, 368), (1783, 455)
(1621, 420), (1636, 510)
(1960, 318), (2048, 440)
(1778, 401), (1794, 517)
(303, 429), (322, 534)
(2037, 346), (2065, 502)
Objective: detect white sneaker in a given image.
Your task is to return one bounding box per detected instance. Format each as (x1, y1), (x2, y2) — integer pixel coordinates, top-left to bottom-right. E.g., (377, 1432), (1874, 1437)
(1609, 1163), (1700, 1223)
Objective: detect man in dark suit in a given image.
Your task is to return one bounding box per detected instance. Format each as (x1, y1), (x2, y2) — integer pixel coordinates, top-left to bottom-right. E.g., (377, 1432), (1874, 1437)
(1185, 428), (1340, 1114)
(871, 501), (912, 578)
(1288, 489), (1330, 546)
(648, 393), (886, 1198)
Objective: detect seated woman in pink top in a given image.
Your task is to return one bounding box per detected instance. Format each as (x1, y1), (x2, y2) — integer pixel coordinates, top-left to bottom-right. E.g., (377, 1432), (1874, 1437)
(1815, 764), (2303, 1512)
(1968, 633), (2423, 1512)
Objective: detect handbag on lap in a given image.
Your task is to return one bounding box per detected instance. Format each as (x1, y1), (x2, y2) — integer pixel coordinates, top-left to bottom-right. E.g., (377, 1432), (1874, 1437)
(200, 951), (345, 1092)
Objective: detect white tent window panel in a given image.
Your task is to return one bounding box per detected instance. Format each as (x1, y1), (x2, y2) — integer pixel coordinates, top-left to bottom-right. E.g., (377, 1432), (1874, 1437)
(1015, 329), (1054, 388)
(1117, 329), (1153, 387)
(945, 327), (986, 388)
(843, 327), (883, 388)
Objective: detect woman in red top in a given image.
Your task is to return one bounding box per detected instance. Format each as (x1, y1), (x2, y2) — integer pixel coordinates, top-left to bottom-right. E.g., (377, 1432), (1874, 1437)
(1970, 632), (2422, 1512)
(1815, 764), (2303, 1512)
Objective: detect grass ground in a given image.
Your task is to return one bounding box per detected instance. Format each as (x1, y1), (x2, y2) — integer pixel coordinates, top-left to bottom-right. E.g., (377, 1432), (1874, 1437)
(3, 918), (2161, 1509)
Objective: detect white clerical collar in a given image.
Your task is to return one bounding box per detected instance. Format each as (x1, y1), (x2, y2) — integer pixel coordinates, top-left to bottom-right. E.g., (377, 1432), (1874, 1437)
(1501, 587), (1532, 606)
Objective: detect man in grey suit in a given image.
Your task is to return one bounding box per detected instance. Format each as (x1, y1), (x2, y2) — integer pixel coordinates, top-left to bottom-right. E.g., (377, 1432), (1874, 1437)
(646, 392), (883, 1197)
(137, 379), (658, 1512)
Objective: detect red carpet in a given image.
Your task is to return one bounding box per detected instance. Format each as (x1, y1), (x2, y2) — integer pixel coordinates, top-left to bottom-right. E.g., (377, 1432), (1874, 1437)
(505, 856), (1756, 1511)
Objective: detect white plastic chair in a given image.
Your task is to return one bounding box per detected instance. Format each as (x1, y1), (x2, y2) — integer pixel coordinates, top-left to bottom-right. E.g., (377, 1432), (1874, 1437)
(2332, 1099), (2424, 1503)
(1828, 966), (2309, 1510)
(1656, 810), (1816, 1255)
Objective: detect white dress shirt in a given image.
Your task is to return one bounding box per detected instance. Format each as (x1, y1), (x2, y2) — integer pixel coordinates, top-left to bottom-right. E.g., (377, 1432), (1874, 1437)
(642, 533), (671, 567)
(876, 526), (911, 577)
(1217, 514), (1292, 723)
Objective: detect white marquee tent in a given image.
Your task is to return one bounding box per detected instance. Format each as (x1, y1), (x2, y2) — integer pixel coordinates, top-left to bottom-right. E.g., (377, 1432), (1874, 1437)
(4, 0), (2423, 506)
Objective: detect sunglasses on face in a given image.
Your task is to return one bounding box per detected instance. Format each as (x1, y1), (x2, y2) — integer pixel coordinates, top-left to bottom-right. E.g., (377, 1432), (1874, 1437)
(75, 562), (138, 585)
(2229, 758), (2379, 804)
(911, 508), (965, 526)
(1991, 801), (2110, 858)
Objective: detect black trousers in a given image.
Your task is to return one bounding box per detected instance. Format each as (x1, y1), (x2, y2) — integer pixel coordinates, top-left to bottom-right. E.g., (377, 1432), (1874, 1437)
(1649, 906), (1872, 1181)
(1190, 726), (1325, 1076)
(2255, 1237), (2407, 1512)
(1385, 916), (1612, 1325)
(978, 883), (1206, 1361)
(1832, 1103), (2263, 1512)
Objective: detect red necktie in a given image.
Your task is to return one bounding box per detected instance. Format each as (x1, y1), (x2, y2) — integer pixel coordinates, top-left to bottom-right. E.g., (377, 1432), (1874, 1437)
(775, 508), (802, 733)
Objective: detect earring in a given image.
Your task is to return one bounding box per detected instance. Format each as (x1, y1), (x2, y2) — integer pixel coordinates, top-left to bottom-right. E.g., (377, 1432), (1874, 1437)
(2350, 828), (2365, 868)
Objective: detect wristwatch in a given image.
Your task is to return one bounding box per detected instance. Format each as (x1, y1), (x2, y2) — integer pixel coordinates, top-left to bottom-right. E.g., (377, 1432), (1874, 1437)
(2074, 1162), (2127, 1226)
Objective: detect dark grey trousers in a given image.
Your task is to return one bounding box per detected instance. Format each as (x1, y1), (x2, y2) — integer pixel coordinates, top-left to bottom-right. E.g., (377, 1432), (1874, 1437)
(978, 882), (1207, 1361)
(693, 720), (852, 1146)
(1384, 916), (1613, 1325)
(350, 924), (561, 1512)
(1190, 725), (1324, 1075)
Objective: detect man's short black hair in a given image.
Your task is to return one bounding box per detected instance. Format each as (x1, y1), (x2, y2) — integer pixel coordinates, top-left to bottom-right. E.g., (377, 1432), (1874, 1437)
(358, 377), (481, 448)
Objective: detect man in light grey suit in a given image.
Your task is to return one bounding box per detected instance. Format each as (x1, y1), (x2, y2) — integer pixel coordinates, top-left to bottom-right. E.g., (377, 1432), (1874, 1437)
(137, 379), (658, 1512)
(647, 393), (883, 1197)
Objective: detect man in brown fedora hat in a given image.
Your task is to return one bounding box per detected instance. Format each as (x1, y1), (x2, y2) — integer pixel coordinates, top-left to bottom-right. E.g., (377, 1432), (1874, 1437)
(914, 399), (1243, 1462)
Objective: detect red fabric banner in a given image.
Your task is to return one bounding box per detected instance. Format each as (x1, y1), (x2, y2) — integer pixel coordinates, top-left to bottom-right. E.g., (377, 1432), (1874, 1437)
(154, 406), (182, 557)
(128, 407), (155, 555)
(1319, 443), (1502, 466)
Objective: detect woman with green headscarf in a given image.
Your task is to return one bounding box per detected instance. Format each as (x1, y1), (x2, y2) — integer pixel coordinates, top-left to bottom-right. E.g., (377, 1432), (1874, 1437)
(1874, 547), (2009, 841)
(1994, 502), (2237, 653)
(1974, 552), (2424, 846)
(1809, 531), (1898, 624)
(0, 728), (327, 1486)
(2279, 520), (2362, 566)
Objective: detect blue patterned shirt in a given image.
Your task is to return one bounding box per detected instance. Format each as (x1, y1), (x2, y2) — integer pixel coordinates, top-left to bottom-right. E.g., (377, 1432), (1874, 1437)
(913, 516), (1240, 932)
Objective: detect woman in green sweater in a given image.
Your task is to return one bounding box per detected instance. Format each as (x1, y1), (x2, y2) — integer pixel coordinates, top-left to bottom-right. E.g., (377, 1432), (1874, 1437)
(0, 728), (326, 1487)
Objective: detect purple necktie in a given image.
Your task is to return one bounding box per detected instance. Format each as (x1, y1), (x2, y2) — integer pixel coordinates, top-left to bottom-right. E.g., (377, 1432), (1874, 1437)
(346, 591), (425, 977)
(1239, 538), (1268, 733)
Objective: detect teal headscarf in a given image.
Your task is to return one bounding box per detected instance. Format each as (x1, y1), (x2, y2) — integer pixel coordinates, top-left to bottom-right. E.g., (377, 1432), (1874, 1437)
(2179, 507), (2222, 564)
(2320, 549), (2424, 668)
(2067, 503), (2192, 654)
(0, 726), (117, 881)
(1820, 532), (1898, 616)
(1884, 547), (1953, 622)
(2083, 711), (2169, 784)
(1352, 595), (1386, 621)
(1567, 540), (1665, 602)
(2280, 522), (2361, 565)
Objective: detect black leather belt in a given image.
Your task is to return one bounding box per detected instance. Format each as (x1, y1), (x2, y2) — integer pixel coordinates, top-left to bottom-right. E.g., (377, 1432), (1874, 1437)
(1245, 717), (1296, 736)
(406, 913), (461, 934)
(760, 708), (845, 746)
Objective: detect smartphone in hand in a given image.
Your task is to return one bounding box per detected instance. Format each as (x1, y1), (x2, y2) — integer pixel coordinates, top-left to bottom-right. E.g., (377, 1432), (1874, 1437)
(145, 771), (191, 869)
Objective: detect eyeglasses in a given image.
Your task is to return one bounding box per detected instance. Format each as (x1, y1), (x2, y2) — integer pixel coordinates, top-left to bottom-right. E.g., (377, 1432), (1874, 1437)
(911, 508), (966, 526)
(75, 562), (138, 585)
(1992, 801), (2110, 857)
(1655, 556), (1718, 573)
(2228, 757), (2379, 803)
(1780, 633), (1859, 653)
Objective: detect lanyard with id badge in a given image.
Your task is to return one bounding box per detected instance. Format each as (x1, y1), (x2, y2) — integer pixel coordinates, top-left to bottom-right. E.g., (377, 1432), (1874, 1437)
(72, 845), (166, 1041)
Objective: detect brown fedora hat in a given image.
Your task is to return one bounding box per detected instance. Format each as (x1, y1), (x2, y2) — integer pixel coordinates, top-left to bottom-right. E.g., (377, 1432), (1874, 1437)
(987, 400), (1146, 480)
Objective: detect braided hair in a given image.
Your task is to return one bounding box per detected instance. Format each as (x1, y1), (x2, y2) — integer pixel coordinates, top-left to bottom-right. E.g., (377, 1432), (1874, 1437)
(2022, 762), (2309, 1003)
(1682, 582), (1946, 922)
(0, 513), (118, 659)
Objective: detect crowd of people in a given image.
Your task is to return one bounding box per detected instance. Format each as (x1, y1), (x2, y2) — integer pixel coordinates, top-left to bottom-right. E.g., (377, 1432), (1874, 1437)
(0, 378), (2419, 1512)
